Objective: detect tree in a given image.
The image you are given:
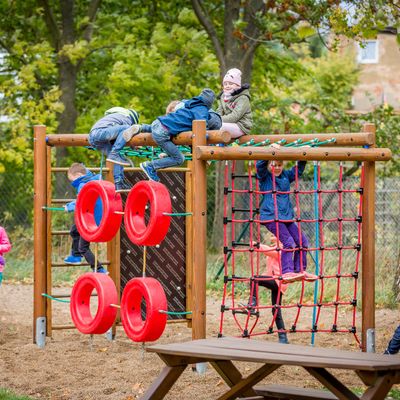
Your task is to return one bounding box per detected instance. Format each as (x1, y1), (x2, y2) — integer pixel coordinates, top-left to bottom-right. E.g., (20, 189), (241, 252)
(191, 0), (399, 249)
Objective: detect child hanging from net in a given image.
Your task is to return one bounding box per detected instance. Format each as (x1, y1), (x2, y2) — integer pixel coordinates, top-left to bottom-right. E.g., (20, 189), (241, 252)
(248, 235), (289, 344)
(256, 158), (318, 284)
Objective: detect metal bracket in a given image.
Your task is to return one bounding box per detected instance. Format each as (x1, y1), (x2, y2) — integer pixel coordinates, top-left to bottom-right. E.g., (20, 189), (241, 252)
(105, 327), (115, 341)
(36, 317), (46, 349)
(366, 328), (376, 353)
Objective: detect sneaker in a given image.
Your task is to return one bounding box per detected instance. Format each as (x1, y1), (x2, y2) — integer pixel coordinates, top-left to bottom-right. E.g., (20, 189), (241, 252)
(140, 162), (160, 182)
(115, 179), (132, 193)
(122, 125), (141, 142)
(278, 332), (289, 344)
(92, 266), (108, 274)
(303, 271), (319, 282)
(106, 151), (131, 167)
(247, 296), (257, 309)
(64, 255), (83, 265)
(281, 272), (304, 284)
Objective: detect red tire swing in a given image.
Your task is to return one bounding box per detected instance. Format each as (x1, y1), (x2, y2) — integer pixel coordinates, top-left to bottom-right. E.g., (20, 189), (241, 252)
(124, 181), (171, 246)
(120, 277), (167, 342)
(75, 180), (123, 242)
(122, 181), (171, 341)
(70, 273), (118, 334)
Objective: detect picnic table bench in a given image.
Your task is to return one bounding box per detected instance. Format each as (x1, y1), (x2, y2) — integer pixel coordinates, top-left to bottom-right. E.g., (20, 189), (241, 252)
(140, 337), (400, 400)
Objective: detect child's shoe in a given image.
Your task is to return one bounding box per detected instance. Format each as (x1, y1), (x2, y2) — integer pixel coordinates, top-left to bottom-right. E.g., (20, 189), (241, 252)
(281, 272), (304, 283)
(278, 332), (289, 344)
(92, 266), (108, 274)
(140, 162), (160, 182)
(64, 255), (83, 265)
(122, 125), (141, 142)
(247, 296), (257, 309)
(106, 151), (131, 166)
(115, 179), (132, 193)
(303, 271), (319, 282)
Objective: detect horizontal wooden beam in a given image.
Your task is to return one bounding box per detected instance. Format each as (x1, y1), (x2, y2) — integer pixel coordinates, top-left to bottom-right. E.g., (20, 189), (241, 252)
(196, 146), (392, 162)
(46, 130), (231, 147)
(236, 132), (375, 147)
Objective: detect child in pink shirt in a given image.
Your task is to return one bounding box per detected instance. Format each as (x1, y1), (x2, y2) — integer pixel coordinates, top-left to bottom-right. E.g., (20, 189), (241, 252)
(0, 226), (12, 285)
(249, 237), (289, 343)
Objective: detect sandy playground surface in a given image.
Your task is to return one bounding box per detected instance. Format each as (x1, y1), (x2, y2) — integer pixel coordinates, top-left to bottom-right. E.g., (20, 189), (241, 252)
(0, 283), (399, 400)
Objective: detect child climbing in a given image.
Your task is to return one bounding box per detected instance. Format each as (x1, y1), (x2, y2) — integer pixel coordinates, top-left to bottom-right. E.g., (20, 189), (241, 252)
(64, 163), (107, 273)
(0, 225), (11, 285)
(248, 236), (289, 344)
(216, 68), (252, 138)
(88, 107), (140, 192)
(138, 88), (218, 182)
(256, 158), (318, 284)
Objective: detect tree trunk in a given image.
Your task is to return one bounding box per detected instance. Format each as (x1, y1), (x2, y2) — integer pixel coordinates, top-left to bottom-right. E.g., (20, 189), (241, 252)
(56, 58), (78, 164)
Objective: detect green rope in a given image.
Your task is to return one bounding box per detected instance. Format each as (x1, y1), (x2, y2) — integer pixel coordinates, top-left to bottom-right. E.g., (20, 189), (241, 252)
(163, 212), (193, 217)
(42, 206), (65, 212)
(42, 293), (70, 303)
(159, 310), (192, 315)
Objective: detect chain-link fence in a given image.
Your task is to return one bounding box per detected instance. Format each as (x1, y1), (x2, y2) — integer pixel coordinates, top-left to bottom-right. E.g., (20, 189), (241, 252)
(1, 170), (399, 291)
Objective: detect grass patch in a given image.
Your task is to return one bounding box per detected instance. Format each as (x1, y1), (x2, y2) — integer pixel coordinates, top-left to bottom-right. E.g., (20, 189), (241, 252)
(0, 388), (35, 400)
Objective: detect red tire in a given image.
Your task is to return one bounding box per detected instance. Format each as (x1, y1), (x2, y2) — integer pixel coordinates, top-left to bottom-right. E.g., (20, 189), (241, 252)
(75, 180), (123, 242)
(70, 273), (118, 334)
(124, 181), (171, 246)
(120, 277), (167, 342)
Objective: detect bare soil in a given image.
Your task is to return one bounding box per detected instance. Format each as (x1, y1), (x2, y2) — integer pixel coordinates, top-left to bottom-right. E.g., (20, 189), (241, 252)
(0, 284), (399, 400)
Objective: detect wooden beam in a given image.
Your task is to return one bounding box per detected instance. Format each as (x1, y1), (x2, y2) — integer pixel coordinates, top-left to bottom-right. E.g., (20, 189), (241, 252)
(191, 120), (207, 340)
(45, 130), (231, 147)
(195, 146), (391, 162)
(236, 132), (375, 146)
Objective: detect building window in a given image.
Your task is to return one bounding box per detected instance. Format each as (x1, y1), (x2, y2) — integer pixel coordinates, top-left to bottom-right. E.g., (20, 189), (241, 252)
(357, 40), (379, 64)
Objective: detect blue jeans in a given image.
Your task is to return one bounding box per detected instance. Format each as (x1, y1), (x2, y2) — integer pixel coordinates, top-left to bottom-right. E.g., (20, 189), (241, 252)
(150, 120), (185, 170)
(88, 125), (131, 182)
(385, 325), (400, 354)
(264, 221), (309, 274)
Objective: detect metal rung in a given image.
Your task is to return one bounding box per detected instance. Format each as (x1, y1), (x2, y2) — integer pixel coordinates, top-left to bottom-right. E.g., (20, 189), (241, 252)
(51, 230), (70, 235)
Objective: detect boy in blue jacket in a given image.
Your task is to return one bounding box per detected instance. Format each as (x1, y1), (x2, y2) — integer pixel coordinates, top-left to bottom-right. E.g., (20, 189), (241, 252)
(64, 163), (107, 273)
(88, 107), (140, 192)
(138, 88), (216, 182)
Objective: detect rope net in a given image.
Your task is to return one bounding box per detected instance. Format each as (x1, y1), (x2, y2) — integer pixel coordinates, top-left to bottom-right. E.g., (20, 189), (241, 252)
(219, 160), (364, 345)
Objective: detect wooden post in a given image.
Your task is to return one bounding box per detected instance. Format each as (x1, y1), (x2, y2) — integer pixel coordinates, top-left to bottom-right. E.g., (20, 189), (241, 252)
(191, 120), (207, 340)
(362, 123), (376, 351)
(33, 125), (48, 344)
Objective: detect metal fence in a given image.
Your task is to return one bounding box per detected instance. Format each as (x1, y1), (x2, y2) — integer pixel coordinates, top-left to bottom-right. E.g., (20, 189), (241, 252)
(1, 171), (399, 277)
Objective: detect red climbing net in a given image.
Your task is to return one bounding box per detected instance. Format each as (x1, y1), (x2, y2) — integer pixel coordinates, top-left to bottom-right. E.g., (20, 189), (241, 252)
(219, 160), (364, 345)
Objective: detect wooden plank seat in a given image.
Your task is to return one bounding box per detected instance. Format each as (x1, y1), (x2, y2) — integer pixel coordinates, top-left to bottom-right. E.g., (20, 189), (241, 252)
(140, 337), (400, 400)
(254, 384), (338, 399)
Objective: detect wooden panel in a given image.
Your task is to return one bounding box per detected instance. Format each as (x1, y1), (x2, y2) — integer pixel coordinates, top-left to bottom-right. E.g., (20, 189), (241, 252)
(255, 384), (338, 400)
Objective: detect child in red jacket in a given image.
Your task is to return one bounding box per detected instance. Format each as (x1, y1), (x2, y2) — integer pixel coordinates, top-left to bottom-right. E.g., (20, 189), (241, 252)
(0, 226), (12, 285)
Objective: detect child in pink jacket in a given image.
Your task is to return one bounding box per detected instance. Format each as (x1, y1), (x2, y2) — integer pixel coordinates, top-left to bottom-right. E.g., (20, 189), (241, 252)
(248, 237), (289, 343)
(0, 226), (11, 285)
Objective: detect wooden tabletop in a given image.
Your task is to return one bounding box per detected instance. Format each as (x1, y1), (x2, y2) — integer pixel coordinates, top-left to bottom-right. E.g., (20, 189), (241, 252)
(147, 337), (400, 371)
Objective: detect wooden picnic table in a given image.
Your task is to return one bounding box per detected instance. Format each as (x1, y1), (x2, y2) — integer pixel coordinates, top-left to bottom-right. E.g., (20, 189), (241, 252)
(140, 337), (400, 400)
